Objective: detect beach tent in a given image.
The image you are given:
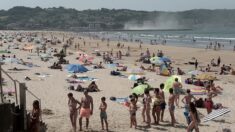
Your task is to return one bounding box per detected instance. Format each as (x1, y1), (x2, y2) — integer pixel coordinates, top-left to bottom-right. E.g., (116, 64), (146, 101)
(160, 64), (170, 76)
(150, 56), (164, 66)
(202, 108), (230, 122)
(132, 84), (151, 95)
(196, 73), (216, 80)
(164, 75), (181, 92)
(127, 68), (144, 75)
(128, 74), (141, 81)
(66, 64), (88, 73)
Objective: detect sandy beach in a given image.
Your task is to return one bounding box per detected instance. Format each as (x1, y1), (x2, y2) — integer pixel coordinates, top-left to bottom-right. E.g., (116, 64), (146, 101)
(1, 31), (235, 132)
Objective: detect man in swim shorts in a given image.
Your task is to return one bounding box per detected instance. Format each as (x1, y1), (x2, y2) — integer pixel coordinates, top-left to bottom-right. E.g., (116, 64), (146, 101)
(79, 90), (93, 131)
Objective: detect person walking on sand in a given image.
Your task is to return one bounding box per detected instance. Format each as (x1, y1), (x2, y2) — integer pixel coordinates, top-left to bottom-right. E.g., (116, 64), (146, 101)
(79, 90), (93, 131)
(168, 88), (176, 127)
(99, 97), (108, 131)
(68, 93), (81, 132)
(187, 102), (200, 132)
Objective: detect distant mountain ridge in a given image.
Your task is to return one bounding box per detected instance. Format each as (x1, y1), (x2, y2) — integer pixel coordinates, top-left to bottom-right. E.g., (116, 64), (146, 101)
(0, 6), (235, 31)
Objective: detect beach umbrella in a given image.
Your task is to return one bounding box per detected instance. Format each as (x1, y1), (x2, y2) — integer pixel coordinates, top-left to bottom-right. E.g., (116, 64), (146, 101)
(196, 73), (216, 80)
(159, 56), (171, 62)
(66, 64), (88, 73)
(164, 75), (181, 92)
(188, 70), (202, 76)
(132, 84), (150, 95)
(202, 108), (230, 122)
(128, 75), (141, 81)
(150, 56), (164, 66)
(127, 68), (144, 75)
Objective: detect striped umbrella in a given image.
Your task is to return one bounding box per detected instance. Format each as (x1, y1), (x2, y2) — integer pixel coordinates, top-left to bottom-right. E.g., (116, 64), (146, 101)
(203, 108), (230, 122)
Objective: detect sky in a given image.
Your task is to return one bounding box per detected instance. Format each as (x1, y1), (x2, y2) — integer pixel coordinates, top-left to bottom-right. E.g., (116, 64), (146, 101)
(1, 0), (235, 11)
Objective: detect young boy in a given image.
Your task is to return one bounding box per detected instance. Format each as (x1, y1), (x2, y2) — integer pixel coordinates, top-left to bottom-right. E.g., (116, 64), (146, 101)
(168, 88), (176, 127)
(129, 96), (138, 129)
(99, 97), (108, 131)
(159, 83), (166, 122)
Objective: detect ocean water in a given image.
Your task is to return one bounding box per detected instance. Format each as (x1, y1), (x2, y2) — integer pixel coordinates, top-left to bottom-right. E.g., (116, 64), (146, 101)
(79, 29), (235, 50)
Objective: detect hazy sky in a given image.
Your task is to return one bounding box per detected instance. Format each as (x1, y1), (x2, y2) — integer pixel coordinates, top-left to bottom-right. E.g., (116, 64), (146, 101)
(1, 0), (235, 11)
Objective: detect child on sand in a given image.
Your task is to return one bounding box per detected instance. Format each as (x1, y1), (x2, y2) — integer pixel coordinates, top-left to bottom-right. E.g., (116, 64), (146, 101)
(99, 97), (108, 131)
(129, 95), (138, 129)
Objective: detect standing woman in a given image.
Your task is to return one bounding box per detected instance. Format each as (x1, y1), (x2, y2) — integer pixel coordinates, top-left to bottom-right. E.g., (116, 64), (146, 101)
(68, 93), (81, 132)
(187, 102), (200, 132)
(30, 100), (41, 132)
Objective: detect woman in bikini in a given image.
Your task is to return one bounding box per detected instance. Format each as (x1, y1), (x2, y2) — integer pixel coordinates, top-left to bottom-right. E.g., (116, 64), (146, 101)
(129, 96), (138, 129)
(187, 102), (200, 132)
(68, 93), (81, 132)
(152, 88), (163, 125)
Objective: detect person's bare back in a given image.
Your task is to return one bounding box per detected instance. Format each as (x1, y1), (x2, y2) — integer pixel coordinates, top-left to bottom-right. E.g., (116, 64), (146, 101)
(81, 95), (93, 109)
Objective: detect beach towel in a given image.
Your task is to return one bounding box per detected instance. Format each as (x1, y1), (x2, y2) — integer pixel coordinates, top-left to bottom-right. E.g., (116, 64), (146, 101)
(191, 87), (207, 95)
(77, 77), (98, 82)
(2, 88), (15, 94)
(202, 108), (230, 122)
(110, 97), (130, 107)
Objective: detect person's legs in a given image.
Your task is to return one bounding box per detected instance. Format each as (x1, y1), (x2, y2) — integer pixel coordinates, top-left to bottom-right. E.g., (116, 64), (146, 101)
(101, 118), (104, 130)
(160, 108), (165, 122)
(187, 122), (195, 132)
(142, 107), (146, 122)
(169, 109), (175, 126)
(156, 107), (160, 124)
(70, 113), (74, 128)
(79, 117), (83, 131)
(73, 112), (78, 132)
(146, 108), (151, 126)
(104, 119), (108, 130)
(130, 116), (133, 128)
(152, 107), (156, 124)
(86, 118), (89, 129)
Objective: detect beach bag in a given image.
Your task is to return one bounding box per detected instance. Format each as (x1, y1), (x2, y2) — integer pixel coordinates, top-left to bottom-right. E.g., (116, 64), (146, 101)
(68, 85), (74, 90)
(110, 96), (116, 101)
(110, 71), (120, 76)
(195, 98), (204, 108)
